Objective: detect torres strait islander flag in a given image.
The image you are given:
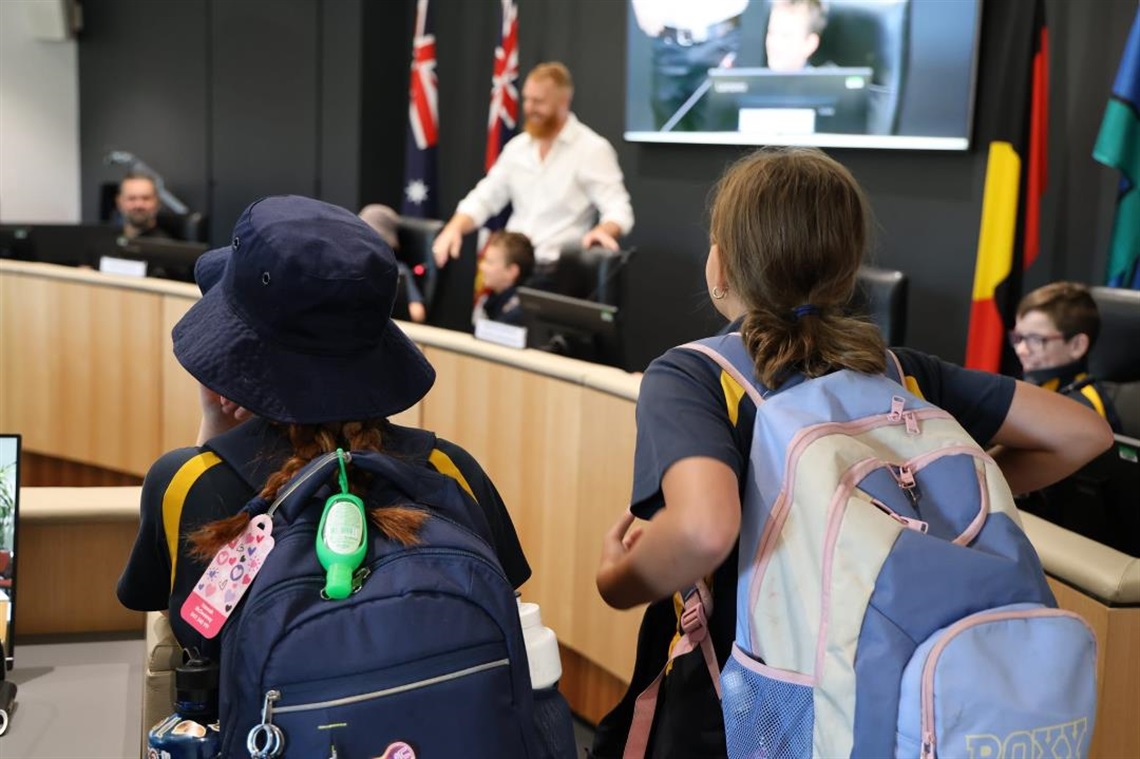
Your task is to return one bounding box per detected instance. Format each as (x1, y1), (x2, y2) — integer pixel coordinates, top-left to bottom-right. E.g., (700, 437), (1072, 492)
(965, 0), (1048, 373)
(401, 0), (439, 219)
(1093, 9), (1140, 290)
(475, 0), (520, 297)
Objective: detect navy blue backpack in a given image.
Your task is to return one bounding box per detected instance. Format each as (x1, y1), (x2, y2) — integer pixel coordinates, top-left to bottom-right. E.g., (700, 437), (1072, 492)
(215, 450), (544, 758)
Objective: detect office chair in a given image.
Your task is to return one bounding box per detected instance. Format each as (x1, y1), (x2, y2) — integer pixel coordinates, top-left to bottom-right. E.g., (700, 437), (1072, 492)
(851, 265), (909, 345)
(550, 246), (633, 307)
(1088, 286), (1140, 438)
(809, 0), (911, 135)
(396, 216), (444, 315)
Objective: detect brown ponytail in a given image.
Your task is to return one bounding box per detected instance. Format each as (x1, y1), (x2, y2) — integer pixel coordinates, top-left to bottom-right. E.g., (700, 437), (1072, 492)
(187, 419), (427, 560)
(709, 147), (886, 388)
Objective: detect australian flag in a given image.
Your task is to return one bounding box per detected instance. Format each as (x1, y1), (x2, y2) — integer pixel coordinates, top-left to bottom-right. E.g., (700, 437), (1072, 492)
(482, 0), (519, 233)
(474, 0), (520, 297)
(402, 0), (438, 219)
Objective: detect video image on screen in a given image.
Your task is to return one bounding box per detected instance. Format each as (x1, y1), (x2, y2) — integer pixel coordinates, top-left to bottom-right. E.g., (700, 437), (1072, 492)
(625, 0), (982, 150)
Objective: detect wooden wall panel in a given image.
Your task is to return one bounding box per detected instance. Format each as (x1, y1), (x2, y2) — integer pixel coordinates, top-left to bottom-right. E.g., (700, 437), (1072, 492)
(1, 273), (163, 476)
(419, 348), (641, 680)
(1048, 577), (1140, 758)
(421, 348), (584, 643)
(572, 389), (642, 681)
(559, 643), (629, 727)
(160, 296), (202, 452)
(16, 519), (144, 636)
(21, 452), (142, 488)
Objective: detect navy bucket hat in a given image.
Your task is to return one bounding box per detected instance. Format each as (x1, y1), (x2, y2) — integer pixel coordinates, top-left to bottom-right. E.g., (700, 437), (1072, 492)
(173, 195), (435, 424)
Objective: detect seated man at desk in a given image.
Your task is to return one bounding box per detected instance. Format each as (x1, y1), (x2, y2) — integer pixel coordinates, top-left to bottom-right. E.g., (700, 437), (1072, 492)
(116, 172), (173, 240)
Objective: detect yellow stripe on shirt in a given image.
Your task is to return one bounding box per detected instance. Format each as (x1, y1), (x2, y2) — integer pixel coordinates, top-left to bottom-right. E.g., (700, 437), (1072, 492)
(720, 370), (745, 427)
(428, 448), (477, 503)
(1079, 384), (1108, 419)
(162, 451), (222, 592)
(903, 375), (925, 400)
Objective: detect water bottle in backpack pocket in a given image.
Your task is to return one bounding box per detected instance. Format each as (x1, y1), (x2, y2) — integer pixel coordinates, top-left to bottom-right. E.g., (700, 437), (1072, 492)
(895, 603), (1097, 759)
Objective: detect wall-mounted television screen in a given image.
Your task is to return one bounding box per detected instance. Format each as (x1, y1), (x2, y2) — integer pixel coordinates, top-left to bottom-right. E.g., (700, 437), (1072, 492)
(624, 0), (982, 150)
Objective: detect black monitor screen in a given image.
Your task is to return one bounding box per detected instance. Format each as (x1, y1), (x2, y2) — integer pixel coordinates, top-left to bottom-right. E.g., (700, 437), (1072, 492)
(517, 287), (623, 368)
(109, 238), (210, 283)
(0, 224), (122, 267)
(0, 433), (20, 670)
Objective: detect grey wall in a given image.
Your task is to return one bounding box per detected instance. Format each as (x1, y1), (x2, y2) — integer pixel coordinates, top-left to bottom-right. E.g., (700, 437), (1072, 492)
(77, 0), (1136, 370)
(79, 0), (364, 244)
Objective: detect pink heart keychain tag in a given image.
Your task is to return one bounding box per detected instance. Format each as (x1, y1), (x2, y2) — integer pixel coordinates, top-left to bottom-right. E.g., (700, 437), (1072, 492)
(181, 514), (275, 638)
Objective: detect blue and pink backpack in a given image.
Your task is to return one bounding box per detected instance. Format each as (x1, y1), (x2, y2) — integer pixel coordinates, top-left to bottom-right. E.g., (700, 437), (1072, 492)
(639, 333), (1099, 759)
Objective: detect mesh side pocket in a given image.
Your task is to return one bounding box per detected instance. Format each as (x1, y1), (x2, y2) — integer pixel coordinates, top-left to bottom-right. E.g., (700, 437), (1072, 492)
(721, 647), (814, 759)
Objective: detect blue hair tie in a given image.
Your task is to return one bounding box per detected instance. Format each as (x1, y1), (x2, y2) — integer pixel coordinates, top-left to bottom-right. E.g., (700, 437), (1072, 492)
(792, 304), (821, 320)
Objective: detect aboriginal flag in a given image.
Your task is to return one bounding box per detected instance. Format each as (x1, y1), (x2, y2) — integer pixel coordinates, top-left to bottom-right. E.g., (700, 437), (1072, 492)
(965, 0), (1048, 373)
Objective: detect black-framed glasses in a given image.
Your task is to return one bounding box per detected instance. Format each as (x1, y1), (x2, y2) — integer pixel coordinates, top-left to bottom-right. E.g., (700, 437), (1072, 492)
(1007, 331), (1069, 350)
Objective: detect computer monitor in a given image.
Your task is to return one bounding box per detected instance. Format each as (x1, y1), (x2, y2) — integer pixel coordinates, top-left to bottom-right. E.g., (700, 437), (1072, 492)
(517, 287), (623, 368)
(106, 237), (210, 283)
(1018, 434), (1139, 557)
(702, 67), (874, 136)
(0, 433), (20, 670)
(0, 224), (123, 268)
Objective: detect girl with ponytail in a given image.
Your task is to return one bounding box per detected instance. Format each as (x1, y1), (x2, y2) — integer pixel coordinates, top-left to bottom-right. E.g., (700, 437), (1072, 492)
(590, 148), (1113, 757)
(117, 196), (530, 659)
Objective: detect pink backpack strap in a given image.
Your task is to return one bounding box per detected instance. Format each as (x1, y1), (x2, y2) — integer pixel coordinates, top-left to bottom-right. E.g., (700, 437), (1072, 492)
(623, 580), (721, 759)
(680, 337), (765, 407)
(886, 349), (906, 386)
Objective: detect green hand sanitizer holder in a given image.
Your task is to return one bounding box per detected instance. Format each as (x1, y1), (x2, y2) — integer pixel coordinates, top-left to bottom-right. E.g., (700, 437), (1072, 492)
(316, 449), (367, 600)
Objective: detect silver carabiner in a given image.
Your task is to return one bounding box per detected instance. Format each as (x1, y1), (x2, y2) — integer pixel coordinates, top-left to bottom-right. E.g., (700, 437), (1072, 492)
(247, 689), (285, 758)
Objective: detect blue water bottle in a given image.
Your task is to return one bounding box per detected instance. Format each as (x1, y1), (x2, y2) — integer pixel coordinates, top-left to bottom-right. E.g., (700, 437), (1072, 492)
(147, 655), (221, 759)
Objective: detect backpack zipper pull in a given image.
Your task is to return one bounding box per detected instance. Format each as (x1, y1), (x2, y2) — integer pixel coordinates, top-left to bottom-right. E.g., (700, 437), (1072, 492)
(351, 566), (371, 594)
(903, 410), (921, 435)
(870, 498), (929, 533)
(890, 464), (922, 505)
(888, 395), (906, 422)
(246, 689), (285, 758)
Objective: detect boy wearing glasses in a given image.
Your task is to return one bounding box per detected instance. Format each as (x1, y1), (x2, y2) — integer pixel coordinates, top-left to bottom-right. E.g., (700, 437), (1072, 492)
(1012, 282), (1122, 432)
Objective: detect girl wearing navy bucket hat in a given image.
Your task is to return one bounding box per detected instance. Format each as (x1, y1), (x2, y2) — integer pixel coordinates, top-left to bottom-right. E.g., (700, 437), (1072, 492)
(117, 195), (532, 662)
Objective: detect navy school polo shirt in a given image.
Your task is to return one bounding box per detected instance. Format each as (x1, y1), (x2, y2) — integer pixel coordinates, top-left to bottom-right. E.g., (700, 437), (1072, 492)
(591, 344), (1016, 758)
(117, 417), (531, 654)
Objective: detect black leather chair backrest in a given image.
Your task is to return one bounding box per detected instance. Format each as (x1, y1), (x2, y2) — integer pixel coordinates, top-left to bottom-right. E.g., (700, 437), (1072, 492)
(156, 210), (209, 243)
(1088, 286), (1140, 437)
(396, 216), (444, 311)
(851, 265), (908, 345)
(809, 0), (911, 135)
(1089, 286), (1140, 382)
(551, 246), (632, 307)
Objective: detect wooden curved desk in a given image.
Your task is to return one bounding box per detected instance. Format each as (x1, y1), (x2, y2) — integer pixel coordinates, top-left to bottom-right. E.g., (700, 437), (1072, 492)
(2, 260), (1136, 753)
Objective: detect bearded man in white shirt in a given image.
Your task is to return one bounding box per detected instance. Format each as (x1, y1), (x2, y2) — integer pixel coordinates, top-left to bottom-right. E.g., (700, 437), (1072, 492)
(432, 62), (634, 273)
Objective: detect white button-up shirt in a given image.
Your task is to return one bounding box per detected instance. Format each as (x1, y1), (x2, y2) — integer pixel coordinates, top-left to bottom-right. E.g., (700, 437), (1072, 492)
(455, 114), (634, 263)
